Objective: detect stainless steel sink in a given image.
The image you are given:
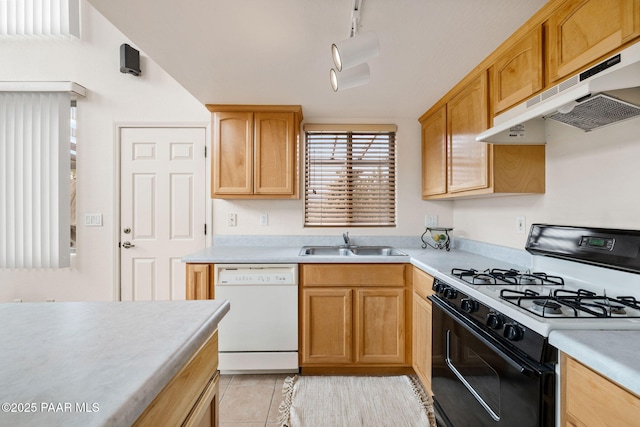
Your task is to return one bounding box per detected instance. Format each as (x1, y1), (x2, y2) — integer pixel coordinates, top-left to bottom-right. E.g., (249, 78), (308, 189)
(299, 245), (407, 256)
(349, 246), (407, 256)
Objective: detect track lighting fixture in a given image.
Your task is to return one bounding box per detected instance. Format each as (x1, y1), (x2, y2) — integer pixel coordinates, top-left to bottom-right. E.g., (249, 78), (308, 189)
(331, 31), (379, 72)
(330, 62), (370, 92)
(329, 0), (379, 91)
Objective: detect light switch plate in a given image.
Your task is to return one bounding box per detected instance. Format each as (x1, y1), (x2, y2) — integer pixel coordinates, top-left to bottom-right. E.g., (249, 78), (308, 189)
(84, 213), (103, 226)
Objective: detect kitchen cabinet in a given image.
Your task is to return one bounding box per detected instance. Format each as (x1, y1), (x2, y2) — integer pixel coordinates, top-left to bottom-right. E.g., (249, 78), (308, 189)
(421, 106), (447, 197)
(207, 105), (303, 199)
(561, 353), (640, 427)
(135, 330), (220, 427)
(411, 267), (434, 394)
(419, 72), (545, 200)
(491, 26), (544, 115)
(448, 72), (490, 193)
(186, 263), (214, 299)
(300, 264), (410, 372)
(547, 0), (640, 84)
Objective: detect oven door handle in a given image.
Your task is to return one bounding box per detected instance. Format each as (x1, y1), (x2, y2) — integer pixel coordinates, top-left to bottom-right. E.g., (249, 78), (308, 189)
(430, 295), (542, 376)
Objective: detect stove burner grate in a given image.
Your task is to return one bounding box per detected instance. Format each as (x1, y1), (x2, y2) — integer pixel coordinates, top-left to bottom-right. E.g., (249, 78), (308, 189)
(500, 288), (640, 318)
(451, 267), (565, 287)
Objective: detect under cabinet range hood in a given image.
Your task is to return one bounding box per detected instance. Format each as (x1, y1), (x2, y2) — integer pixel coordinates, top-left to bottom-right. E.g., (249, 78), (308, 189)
(477, 42), (640, 144)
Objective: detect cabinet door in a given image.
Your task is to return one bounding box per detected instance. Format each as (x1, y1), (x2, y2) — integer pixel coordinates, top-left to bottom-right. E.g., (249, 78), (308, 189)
(212, 111), (253, 195)
(356, 288), (405, 364)
(447, 73), (490, 193)
(412, 293), (432, 393)
(561, 353), (640, 427)
(492, 26), (543, 115)
(301, 288), (353, 364)
(421, 106), (447, 197)
(547, 0), (640, 83)
(186, 264), (213, 300)
(254, 112), (296, 195)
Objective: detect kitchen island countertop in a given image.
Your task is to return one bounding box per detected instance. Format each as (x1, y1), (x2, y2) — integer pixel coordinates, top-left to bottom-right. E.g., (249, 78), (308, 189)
(550, 329), (640, 396)
(0, 299), (230, 427)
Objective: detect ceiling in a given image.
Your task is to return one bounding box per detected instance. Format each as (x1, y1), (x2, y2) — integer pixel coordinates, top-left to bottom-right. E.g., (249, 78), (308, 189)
(87, 0), (548, 120)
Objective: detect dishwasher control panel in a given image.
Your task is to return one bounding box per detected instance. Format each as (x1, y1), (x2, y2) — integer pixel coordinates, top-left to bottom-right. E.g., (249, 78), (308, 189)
(215, 264), (298, 285)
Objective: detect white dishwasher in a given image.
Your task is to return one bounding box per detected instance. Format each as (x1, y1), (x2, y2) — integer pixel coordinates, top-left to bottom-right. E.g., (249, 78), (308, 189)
(214, 264), (298, 374)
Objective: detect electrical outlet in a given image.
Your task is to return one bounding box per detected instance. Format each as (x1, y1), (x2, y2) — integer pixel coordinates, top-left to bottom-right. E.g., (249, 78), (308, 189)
(425, 215), (438, 227)
(260, 213), (269, 226)
(516, 216), (526, 234)
(227, 213), (237, 227)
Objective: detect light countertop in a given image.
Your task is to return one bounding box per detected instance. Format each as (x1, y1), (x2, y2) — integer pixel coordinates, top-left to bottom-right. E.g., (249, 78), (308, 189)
(182, 241), (640, 396)
(0, 300), (230, 427)
(549, 330), (640, 396)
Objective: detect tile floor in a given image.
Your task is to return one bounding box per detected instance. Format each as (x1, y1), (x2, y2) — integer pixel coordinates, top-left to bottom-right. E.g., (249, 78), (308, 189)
(219, 374), (290, 427)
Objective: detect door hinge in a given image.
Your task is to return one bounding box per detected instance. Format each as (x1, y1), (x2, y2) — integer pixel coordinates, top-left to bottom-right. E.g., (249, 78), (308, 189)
(204, 146), (207, 158)
(204, 224), (207, 235)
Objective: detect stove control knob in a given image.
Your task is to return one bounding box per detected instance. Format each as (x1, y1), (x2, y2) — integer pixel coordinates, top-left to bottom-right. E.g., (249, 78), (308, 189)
(443, 288), (458, 300)
(461, 298), (479, 313)
(503, 323), (524, 341)
(486, 313), (504, 329)
(433, 282), (446, 294)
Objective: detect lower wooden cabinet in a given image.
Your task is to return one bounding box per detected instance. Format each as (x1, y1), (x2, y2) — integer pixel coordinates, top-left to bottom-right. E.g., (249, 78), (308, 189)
(300, 264), (410, 370)
(561, 353), (640, 427)
(134, 330), (220, 427)
(186, 263), (214, 299)
(301, 288), (353, 364)
(411, 267), (434, 393)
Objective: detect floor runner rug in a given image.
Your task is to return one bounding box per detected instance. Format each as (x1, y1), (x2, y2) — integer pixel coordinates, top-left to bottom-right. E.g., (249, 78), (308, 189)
(278, 375), (436, 427)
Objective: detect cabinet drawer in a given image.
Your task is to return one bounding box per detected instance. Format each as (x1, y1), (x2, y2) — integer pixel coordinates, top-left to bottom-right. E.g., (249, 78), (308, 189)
(412, 267), (434, 299)
(301, 264), (406, 287)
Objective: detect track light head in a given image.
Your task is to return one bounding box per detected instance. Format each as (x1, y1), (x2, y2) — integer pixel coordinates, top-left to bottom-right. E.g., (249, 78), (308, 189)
(331, 31), (379, 72)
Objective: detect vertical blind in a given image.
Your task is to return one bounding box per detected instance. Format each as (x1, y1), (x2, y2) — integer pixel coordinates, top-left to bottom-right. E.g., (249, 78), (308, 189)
(0, 92), (71, 268)
(0, 0), (80, 37)
(304, 125), (397, 227)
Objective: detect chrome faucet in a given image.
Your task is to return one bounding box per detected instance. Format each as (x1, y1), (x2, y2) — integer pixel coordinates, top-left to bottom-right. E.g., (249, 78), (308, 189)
(342, 232), (351, 247)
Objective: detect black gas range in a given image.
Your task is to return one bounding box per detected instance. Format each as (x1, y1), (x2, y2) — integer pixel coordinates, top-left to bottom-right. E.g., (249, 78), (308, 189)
(429, 224), (640, 427)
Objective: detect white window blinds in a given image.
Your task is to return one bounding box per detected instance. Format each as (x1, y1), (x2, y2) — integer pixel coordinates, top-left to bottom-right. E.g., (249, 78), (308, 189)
(0, 0), (80, 37)
(0, 92), (71, 268)
(304, 125), (397, 227)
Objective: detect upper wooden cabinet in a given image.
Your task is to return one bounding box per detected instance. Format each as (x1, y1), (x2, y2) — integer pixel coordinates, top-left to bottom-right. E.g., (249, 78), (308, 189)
(547, 0), (640, 83)
(419, 72), (545, 200)
(491, 26), (544, 115)
(421, 106), (447, 198)
(447, 73), (490, 194)
(207, 105), (302, 199)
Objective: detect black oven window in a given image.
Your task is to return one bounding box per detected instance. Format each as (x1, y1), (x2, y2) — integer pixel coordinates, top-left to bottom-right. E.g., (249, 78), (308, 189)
(447, 331), (501, 418)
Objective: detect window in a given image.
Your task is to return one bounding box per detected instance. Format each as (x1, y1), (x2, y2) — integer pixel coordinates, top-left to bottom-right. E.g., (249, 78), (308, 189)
(0, 0), (80, 37)
(304, 124), (397, 227)
(0, 82), (86, 269)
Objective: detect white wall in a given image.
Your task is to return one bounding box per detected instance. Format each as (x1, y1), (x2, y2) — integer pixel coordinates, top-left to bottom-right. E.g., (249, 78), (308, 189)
(452, 117), (640, 249)
(0, 2), (209, 302)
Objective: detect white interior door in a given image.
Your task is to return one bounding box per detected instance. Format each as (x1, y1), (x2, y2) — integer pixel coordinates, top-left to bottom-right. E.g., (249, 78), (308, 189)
(120, 127), (207, 301)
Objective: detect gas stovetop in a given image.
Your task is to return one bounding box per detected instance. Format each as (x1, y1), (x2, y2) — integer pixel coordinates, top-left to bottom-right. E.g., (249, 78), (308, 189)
(450, 267), (640, 319)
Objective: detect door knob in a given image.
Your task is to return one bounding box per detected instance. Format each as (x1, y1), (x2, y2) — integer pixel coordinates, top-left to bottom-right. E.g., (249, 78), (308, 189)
(122, 241), (135, 249)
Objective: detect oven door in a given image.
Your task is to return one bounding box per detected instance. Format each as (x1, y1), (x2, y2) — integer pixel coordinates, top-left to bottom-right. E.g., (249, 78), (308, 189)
(430, 296), (554, 427)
